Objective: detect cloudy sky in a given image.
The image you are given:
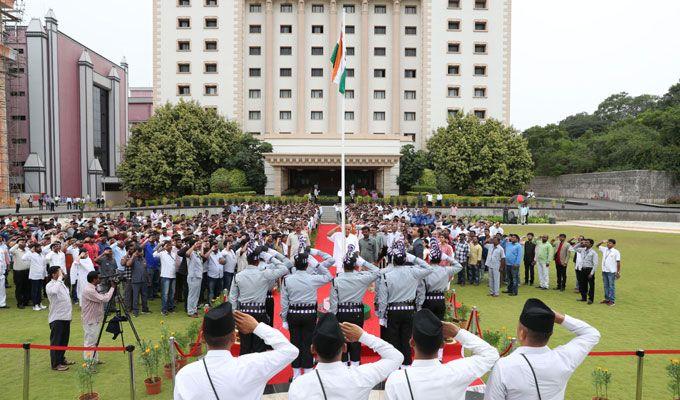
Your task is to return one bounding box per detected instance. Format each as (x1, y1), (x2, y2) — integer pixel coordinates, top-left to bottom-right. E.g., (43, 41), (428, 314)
(22, 0), (680, 130)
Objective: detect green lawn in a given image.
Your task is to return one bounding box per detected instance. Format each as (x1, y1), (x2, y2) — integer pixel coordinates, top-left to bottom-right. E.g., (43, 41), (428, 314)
(0, 225), (678, 399)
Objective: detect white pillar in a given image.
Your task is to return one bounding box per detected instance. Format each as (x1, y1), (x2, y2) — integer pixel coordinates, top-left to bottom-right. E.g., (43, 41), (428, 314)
(45, 9), (61, 194)
(26, 18), (50, 193)
(78, 50), (95, 196)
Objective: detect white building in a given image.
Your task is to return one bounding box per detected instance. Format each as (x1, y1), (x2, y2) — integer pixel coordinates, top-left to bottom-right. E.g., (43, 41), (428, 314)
(153, 0), (511, 195)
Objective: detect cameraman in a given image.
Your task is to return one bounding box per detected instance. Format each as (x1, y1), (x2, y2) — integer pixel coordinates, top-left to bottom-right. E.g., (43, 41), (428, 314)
(122, 246), (149, 317)
(81, 271), (114, 361)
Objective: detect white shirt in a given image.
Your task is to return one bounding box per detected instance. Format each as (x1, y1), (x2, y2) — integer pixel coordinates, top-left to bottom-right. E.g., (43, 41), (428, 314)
(153, 249), (177, 279)
(46, 250), (67, 275)
(174, 323), (298, 400)
(22, 251), (46, 280)
(385, 329), (499, 400)
(289, 332), (403, 400)
(221, 248), (237, 274)
(484, 315), (601, 400)
(490, 226), (504, 237)
(598, 246), (620, 273)
(74, 257), (95, 304)
(329, 231), (359, 271)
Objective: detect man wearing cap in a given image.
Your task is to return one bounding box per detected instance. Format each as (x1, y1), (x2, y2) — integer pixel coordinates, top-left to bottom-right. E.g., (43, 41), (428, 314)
(415, 239), (462, 326)
(385, 309), (499, 400)
(288, 313), (403, 400)
(485, 298), (601, 399)
(174, 303), (299, 400)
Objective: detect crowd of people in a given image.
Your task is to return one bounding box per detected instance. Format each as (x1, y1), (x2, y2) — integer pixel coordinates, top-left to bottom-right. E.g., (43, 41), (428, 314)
(0, 201), (614, 399)
(13, 193), (107, 214)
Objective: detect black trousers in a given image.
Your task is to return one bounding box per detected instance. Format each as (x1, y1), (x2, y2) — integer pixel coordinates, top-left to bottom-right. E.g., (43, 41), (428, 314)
(287, 311), (317, 368)
(385, 308), (415, 365)
(266, 292), (275, 327)
(337, 310), (364, 362)
(49, 320), (71, 368)
(13, 269), (30, 306)
(175, 273), (187, 303)
(577, 268), (595, 302)
(556, 264), (567, 290)
(456, 263), (469, 284)
(524, 260), (534, 285)
(239, 311), (269, 355)
(422, 298), (446, 320)
(30, 279), (43, 306)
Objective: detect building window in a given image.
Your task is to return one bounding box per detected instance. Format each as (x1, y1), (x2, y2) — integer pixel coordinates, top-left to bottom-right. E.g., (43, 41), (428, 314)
(404, 112), (416, 121)
(404, 90), (416, 100)
(250, 3), (261, 12)
(448, 0), (460, 9)
(311, 47), (324, 55)
(205, 63), (218, 73)
(374, 47), (386, 56)
(249, 89), (261, 99)
(280, 89), (292, 98)
(474, 65), (487, 76)
(205, 40), (217, 50)
(311, 89), (324, 98)
(280, 68), (292, 77)
(448, 42), (460, 53)
(11, 138), (27, 144)
(374, 90), (386, 99)
(249, 25), (261, 34)
(346, 47), (355, 56)
(249, 46), (261, 55)
(404, 69), (417, 78)
(10, 91), (26, 96)
(374, 112), (386, 121)
(281, 25), (293, 34)
(447, 86), (460, 97)
(448, 109), (460, 118)
(249, 111), (261, 120)
(178, 40), (191, 51)
(11, 161), (25, 167)
(345, 25), (355, 34)
(374, 69), (386, 78)
(204, 17), (218, 28)
(312, 25), (324, 34)
(205, 106), (217, 113)
(177, 18), (191, 28)
(248, 131), (261, 135)
(280, 46), (292, 55)
(177, 85), (191, 95)
(312, 4), (324, 12)
(311, 111), (323, 120)
(280, 111), (292, 120)
(375, 5), (386, 13)
(204, 84), (218, 95)
(205, 0), (218, 6)
(405, 26), (417, 35)
(15, 48), (24, 54)
(11, 115), (26, 121)
(344, 4), (355, 13)
(249, 68), (261, 77)
(345, 111), (354, 120)
(178, 0), (191, 6)
(373, 132), (385, 135)
(405, 5), (417, 14)
(280, 3), (293, 12)
(448, 20), (461, 31)
(374, 26), (386, 35)
(447, 64), (460, 75)
(474, 20), (488, 31)
(346, 68), (355, 77)
(404, 133), (416, 142)
(92, 87), (110, 176)
(405, 48), (417, 57)
(475, 0), (488, 10)
(311, 68), (324, 77)
(345, 90), (355, 98)
(177, 63), (191, 73)
(474, 87), (487, 97)
(474, 109), (486, 119)
(475, 43), (487, 54)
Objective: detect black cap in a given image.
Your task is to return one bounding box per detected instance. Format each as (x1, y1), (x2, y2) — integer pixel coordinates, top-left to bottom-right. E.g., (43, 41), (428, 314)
(313, 313), (344, 356)
(520, 298), (555, 334)
(412, 309), (443, 352)
(204, 302), (235, 337)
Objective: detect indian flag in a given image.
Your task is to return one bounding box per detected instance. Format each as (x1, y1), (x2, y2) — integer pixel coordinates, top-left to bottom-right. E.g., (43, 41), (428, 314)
(330, 24), (347, 94)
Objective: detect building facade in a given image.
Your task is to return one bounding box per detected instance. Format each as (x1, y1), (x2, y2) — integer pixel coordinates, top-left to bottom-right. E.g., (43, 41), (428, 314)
(5, 10), (129, 197)
(153, 0), (511, 195)
(129, 87), (154, 130)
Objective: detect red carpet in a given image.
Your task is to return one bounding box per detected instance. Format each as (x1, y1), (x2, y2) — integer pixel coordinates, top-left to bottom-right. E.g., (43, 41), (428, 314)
(233, 224), (476, 386)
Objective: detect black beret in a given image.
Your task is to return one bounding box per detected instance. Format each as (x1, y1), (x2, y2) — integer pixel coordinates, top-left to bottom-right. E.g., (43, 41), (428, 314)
(413, 309), (443, 344)
(520, 298), (555, 334)
(204, 302), (235, 337)
(312, 313), (344, 353)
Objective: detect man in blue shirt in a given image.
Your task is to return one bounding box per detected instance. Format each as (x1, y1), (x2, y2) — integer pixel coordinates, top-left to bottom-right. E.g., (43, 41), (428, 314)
(144, 234), (160, 299)
(503, 234), (523, 296)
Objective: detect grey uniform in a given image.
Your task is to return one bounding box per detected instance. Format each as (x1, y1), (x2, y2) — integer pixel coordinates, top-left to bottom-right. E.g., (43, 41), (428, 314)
(416, 253), (462, 319)
(330, 257), (380, 314)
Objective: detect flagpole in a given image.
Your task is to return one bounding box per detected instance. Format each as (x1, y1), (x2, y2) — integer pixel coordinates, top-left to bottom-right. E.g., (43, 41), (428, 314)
(340, 9), (347, 249)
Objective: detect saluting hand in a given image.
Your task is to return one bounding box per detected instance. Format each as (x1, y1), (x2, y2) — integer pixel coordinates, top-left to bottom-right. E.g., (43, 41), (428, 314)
(234, 311), (259, 334)
(340, 322), (364, 343)
(441, 321), (460, 339)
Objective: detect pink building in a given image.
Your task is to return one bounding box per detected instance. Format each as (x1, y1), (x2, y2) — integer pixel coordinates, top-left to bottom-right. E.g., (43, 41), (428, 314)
(6, 9), (129, 197)
(129, 87), (153, 129)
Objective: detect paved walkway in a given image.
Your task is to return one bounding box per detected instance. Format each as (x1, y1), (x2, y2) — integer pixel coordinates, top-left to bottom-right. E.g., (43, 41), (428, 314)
(558, 220), (680, 234)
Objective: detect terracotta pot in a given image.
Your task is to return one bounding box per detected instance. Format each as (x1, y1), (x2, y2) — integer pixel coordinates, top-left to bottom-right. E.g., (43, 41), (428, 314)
(144, 376), (162, 395)
(163, 364), (173, 379)
(78, 393), (100, 400)
(176, 357), (188, 370)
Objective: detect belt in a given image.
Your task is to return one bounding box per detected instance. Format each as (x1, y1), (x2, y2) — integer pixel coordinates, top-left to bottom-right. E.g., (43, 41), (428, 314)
(425, 291), (445, 301)
(266, 291), (274, 300)
(338, 302), (363, 313)
(289, 303), (317, 314)
(239, 302), (266, 314)
(387, 301), (415, 311)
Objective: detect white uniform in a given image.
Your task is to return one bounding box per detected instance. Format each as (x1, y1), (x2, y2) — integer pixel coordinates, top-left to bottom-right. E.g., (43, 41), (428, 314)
(288, 332), (403, 400)
(174, 323), (298, 400)
(385, 329), (499, 400)
(484, 315), (600, 400)
(328, 231), (359, 273)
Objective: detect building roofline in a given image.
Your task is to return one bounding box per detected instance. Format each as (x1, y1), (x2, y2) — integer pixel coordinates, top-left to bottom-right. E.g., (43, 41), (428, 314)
(57, 30), (125, 69)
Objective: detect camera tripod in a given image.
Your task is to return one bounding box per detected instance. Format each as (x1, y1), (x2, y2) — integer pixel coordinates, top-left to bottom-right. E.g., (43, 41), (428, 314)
(93, 285), (142, 359)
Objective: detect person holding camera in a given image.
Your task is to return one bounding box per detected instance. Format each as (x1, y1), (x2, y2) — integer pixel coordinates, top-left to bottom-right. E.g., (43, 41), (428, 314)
(45, 265), (74, 371)
(122, 246), (150, 317)
(81, 270), (115, 361)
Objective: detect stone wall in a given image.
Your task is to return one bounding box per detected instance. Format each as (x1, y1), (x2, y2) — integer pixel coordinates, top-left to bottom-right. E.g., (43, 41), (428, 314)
(530, 170), (680, 204)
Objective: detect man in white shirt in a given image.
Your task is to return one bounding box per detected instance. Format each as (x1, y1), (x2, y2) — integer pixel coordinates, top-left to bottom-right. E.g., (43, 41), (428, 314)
(385, 309), (499, 400)
(289, 313), (403, 400)
(174, 302), (298, 400)
(0, 237), (9, 308)
(45, 242), (67, 276)
(484, 298), (601, 400)
(221, 241), (237, 292)
(45, 266), (74, 371)
(327, 224), (359, 274)
(286, 224), (309, 260)
(597, 239), (622, 306)
(22, 243), (47, 310)
(153, 241), (177, 315)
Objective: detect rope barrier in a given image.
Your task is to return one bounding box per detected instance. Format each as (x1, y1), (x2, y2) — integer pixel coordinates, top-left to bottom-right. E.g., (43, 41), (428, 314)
(588, 349), (680, 357)
(0, 343), (126, 352)
(172, 329), (204, 359)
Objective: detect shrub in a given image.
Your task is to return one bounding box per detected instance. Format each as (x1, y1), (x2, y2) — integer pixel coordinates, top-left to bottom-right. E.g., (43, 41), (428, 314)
(225, 169), (248, 188)
(410, 185), (438, 193)
(209, 168), (231, 193)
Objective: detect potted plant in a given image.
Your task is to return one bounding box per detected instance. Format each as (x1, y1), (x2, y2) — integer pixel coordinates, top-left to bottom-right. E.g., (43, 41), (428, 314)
(592, 367), (612, 400)
(668, 359), (680, 400)
(455, 303), (470, 329)
(76, 358), (99, 400)
(140, 339), (162, 395)
(482, 329), (502, 351)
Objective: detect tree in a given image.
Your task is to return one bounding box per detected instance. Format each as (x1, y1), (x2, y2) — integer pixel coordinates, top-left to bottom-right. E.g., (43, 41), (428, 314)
(209, 168), (231, 193)
(427, 114), (534, 195)
(397, 144), (431, 194)
(118, 100), (271, 197)
(558, 112), (607, 138)
(594, 92), (658, 124)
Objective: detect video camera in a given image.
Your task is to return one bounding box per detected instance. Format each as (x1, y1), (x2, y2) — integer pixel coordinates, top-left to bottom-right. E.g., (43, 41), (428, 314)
(98, 271), (125, 288)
